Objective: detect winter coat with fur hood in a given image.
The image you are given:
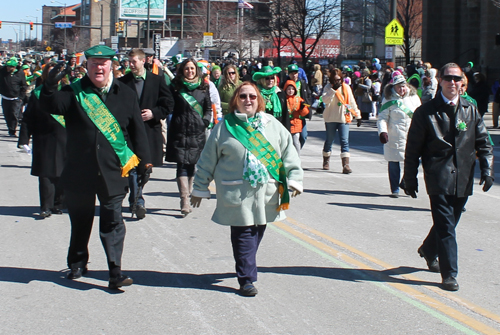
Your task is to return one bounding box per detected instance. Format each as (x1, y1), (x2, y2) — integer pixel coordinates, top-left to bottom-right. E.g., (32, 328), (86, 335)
(377, 83), (421, 162)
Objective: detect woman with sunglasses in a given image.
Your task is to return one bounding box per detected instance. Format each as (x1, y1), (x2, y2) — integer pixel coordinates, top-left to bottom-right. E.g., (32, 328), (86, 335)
(252, 66), (290, 130)
(190, 82), (303, 296)
(166, 58), (213, 216)
(218, 64), (242, 116)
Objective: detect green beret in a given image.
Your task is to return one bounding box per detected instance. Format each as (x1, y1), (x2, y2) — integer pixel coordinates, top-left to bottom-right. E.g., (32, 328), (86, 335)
(84, 45), (116, 59)
(6, 59), (18, 67)
(212, 65), (221, 71)
(252, 66), (282, 81)
(21, 65), (30, 70)
(288, 64), (299, 72)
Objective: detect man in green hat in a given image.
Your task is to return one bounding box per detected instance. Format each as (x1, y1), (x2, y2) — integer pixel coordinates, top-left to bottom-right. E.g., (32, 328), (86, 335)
(40, 45), (152, 290)
(0, 58), (27, 136)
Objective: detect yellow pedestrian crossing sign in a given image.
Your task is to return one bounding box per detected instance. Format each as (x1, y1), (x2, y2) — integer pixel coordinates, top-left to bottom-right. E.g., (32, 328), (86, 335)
(385, 19), (404, 45)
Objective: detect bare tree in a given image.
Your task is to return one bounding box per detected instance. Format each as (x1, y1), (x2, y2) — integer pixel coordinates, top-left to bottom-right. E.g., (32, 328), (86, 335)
(277, 0), (341, 68)
(397, 0), (422, 65)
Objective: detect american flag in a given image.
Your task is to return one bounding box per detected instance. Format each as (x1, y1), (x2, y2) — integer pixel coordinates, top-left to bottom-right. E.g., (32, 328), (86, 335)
(238, 0), (254, 9)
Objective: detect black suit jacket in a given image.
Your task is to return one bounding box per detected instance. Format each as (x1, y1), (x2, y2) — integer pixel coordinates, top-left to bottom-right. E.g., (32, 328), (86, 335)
(119, 71), (174, 166)
(39, 76), (151, 196)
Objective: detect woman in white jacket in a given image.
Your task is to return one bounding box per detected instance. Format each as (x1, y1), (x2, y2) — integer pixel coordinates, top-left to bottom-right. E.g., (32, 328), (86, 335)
(377, 74), (421, 197)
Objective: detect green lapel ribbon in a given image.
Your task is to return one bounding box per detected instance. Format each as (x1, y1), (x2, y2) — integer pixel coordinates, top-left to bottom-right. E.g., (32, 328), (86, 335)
(258, 85), (282, 118)
(70, 80), (140, 177)
(180, 88), (204, 118)
(380, 100), (414, 118)
(33, 85), (66, 128)
(224, 112), (290, 211)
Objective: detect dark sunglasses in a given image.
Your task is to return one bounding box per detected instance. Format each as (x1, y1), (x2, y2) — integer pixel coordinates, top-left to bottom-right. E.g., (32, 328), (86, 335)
(265, 76), (275, 80)
(442, 75), (463, 82)
(239, 94), (258, 100)
(228, 72), (236, 75)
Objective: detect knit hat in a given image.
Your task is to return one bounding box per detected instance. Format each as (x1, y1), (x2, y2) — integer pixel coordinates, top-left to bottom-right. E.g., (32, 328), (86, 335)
(21, 65), (30, 70)
(6, 59), (18, 67)
(392, 74), (406, 86)
(252, 65), (282, 81)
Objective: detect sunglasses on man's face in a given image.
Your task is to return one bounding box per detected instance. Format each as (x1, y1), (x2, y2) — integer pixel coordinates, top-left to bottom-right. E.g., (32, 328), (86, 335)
(442, 75), (463, 82)
(239, 94), (258, 100)
(265, 76), (275, 80)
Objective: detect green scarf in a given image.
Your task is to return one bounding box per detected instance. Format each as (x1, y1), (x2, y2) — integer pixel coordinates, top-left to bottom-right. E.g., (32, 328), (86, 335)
(70, 80), (140, 177)
(224, 112), (290, 211)
(258, 85), (282, 118)
(380, 99), (414, 118)
(33, 85), (66, 128)
(182, 78), (201, 91)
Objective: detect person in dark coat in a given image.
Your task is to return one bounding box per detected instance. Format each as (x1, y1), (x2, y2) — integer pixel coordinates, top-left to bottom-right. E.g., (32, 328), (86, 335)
(467, 72), (490, 117)
(0, 59), (27, 136)
(40, 45), (152, 290)
(253, 66), (290, 131)
(18, 62), (67, 218)
(119, 48), (174, 219)
(166, 57), (212, 216)
(402, 63), (494, 292)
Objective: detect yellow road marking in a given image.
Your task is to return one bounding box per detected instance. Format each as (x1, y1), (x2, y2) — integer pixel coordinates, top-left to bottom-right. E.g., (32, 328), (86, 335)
(273, 219), (500, 334)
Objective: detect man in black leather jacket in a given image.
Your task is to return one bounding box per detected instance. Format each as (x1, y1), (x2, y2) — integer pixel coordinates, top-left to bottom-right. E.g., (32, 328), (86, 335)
(403, 62), (494, 292)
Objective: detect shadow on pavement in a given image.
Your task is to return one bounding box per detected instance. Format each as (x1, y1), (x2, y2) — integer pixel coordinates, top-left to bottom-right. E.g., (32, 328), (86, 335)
(259, 265), (440, 288)
(305, 189), (386, 197)
(327, 202), (429, 212)
(0, 205), (41, 218)
(1, 164), (31, 169)
(0, 267), (237, 293)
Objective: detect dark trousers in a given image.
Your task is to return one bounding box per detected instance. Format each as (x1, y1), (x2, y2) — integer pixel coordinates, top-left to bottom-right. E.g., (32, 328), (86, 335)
(65, 185), (126, 277)
(127, 169), (144, 209)
(388, 161), (401, 194)
(421, 194), (468, 279)
(38, 177), (64, 212)
(2, 99), (22, 135)
(230, 225), (266, 286)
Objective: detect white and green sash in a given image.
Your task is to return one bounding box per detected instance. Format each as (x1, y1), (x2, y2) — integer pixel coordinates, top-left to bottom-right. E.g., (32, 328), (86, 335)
(225, 112), (290, 211)
(70, 80), (140, 177)
(380, 100), (413, 118)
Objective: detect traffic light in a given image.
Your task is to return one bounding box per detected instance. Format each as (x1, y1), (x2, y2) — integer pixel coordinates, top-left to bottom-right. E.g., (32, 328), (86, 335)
(119, 21), (125, 31)
(30, 22), (34, 30)
(0, 21), (2, 29)
(115, 22), (119, 32)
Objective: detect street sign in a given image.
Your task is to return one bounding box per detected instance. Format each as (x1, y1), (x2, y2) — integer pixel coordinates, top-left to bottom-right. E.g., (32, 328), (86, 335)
(111, 36), (119, 44)
(55, 22), (73, 29)
(62, 49), (67, 55)
(203, 32), (213, 48)
(46, 46), (52, 51)
(385, 19), (404, 45)
(385, 46), (393, 59)
(154, 33), (161, 59)
(111, 43), (118, 50)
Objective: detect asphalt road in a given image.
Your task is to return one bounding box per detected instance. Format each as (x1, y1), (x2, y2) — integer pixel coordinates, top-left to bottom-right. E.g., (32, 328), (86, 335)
(1, 111), (500, 334)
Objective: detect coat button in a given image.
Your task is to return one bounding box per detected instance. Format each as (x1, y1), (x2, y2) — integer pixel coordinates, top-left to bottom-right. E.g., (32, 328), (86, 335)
(451, 170), (456, 173)
(97, 144), (100, 149)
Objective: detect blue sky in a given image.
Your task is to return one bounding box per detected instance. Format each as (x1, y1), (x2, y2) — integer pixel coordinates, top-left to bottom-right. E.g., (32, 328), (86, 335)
(0, 0), (69, 43)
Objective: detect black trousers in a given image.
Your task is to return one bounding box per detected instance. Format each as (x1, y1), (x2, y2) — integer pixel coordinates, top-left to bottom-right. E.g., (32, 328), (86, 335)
(2, 99), (22, 135)
(38, 177), (64, 212)
(65, 184), (126, 277)
(421, 194), (468, 279)
(230, 225), (266, 286)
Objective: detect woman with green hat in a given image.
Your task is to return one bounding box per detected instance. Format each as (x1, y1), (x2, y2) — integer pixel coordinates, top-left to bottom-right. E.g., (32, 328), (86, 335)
(252, 66), (290, 130)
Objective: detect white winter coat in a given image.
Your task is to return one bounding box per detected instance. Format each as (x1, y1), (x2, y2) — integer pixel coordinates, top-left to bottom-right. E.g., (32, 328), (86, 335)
(377, 84), (421, 162)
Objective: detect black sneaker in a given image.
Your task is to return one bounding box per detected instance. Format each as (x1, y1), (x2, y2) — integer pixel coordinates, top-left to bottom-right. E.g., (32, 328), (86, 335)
(239, 283), (258, 296)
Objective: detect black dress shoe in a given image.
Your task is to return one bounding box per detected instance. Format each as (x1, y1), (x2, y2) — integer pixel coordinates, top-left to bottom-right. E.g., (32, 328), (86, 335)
(442, 277), (459, 291)
(108, 275), (133, 289)
(135, 205), (146, 220)
(50, 208), (63, 215)
(40, 210), (52, 218)
(418, 246), (440, 273)
(67, 267), (88, 280)
(239, 283), (258, 296)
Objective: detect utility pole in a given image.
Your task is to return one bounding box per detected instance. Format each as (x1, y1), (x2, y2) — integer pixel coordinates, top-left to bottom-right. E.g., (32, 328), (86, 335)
(390, 0), (396, 64)
(146, 0), (150, 47)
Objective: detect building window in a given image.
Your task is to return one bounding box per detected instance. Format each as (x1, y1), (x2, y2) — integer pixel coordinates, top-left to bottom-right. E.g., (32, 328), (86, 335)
(86, 0), (90, 4)
(85, 14), (90, 21)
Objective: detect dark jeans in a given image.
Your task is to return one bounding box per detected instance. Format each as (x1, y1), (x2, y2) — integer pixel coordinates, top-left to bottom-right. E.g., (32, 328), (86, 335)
(231, 225), (266, 286)
(2, 99), (22, 135)
(176, 163), (195, 178)
(39, 177), (64, 212)
(128, 169), (144, 209)
(65, 185), (126, 277)
(388, 161), (401, 194)
(421, 194), (468, 279)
